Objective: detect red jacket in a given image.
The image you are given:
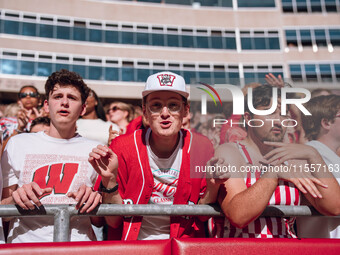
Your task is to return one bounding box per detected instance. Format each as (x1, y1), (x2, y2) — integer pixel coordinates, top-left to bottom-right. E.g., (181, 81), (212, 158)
(110, 128), (213, 240)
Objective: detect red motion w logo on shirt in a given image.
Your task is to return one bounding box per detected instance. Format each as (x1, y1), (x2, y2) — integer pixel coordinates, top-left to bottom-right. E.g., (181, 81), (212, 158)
(32, 163), (79, 198)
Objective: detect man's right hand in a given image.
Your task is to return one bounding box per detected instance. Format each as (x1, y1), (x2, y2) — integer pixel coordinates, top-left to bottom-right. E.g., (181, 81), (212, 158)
(88, 145), (119, 188)
(206, 157), (232, 186)
(199, 157), (231, 205)
(12, 182), (52, 210)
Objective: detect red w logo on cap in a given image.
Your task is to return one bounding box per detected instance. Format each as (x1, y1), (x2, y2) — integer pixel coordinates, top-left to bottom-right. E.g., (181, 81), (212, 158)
(157, 74), (176, 87)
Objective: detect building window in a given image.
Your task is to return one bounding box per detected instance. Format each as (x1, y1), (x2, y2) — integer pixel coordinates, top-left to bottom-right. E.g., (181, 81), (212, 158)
(89, 29), (102, 42)
(4, 20), (20, 34)
(290, 64), (303, 82)
(314, 29), (327, 46)
(296, 0), (308, 12)
(56, 63), (70, 72)
(319, 64), (332, 82)
(289, 63), (339, 83)
(121, 31), (134, 45)
(300, 29), (312, 46)
(285, 28), (340, 48)
(329, 29), (340, 46)
(57, 25), (71, 40)
(137, 68), (151, 82)
(1, 59), (18, 74)
(238, 0), (275, 7)
(0, 11), (281, 51)
(335, 64), (340, 82)
(311, 0), (323, 12)
(282, 0), (340, 13)
(105, 30), (119, 43)
(151, 33), (165, 46)
(73, 27), (86, 41)
(105, 67), (119, 81)
(304, 64), (318, 82)
(167, 34), (180, 47)
(241, 31), (280, 50)
(22, 22), (36, 36)
(72, 65), (87, 79)
(39, 24), (54, 38)
(136, 32), (150, 45)
(20, 60), (35, 75)
(11, 50), (340, 87)
(37, 62), (53, 76)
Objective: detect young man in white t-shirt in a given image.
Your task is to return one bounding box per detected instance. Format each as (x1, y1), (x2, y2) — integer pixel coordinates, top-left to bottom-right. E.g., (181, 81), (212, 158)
(297, 95), (340, 238)
(1, 69), (102, 243)
(89, 72), (213, 240)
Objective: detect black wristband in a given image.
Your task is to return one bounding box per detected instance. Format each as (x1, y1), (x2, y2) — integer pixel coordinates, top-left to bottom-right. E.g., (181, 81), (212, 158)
(99, 181), (119, 193)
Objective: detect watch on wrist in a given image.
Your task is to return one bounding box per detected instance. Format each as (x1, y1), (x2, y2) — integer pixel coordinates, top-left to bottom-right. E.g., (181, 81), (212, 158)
(99, 181), (119, 193)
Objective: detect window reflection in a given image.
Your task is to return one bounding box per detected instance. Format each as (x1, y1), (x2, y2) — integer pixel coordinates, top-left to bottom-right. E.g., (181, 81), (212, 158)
(20, 61), (35, 75)
(4, 20), (20, 34)
(57, 25), (71, 40)
(22, 22), (36, 36)
(1, 59), (18, 74)
(39, 24), (53, 38)
(37, 62), (53, 76)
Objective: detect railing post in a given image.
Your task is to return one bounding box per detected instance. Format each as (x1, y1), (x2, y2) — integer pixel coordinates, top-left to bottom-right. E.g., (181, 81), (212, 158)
(53, 206), (71, 242)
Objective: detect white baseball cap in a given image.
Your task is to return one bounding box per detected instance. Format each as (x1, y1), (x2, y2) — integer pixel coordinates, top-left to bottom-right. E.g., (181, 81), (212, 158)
(142, 71), (189, 98)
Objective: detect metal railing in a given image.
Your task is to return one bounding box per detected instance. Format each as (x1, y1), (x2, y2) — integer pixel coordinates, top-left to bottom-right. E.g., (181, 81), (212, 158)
(0, 204), (338, 242)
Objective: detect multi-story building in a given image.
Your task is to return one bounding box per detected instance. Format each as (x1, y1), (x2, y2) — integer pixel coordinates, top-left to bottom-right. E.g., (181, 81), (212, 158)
(0, 0), (339, 104)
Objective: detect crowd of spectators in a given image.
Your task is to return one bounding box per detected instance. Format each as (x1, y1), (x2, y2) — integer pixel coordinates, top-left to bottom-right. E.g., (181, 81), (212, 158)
(0, 70), (339, 244)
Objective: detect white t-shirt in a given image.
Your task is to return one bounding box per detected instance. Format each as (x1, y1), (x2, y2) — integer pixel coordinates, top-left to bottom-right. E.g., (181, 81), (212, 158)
(76, 118), (119, 145)
(297, 140), (340, 238)
(1, 131), (99, 243)
(137, 129), (182, 240)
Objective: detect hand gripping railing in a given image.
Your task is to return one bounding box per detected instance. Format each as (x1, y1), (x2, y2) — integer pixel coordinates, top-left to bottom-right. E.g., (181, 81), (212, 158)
(0, 204), (338, 242)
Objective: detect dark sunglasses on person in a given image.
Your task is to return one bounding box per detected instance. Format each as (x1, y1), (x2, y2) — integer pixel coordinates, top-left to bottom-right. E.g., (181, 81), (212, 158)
(19, 92), (39, 99)
(107, 106), (121, 113)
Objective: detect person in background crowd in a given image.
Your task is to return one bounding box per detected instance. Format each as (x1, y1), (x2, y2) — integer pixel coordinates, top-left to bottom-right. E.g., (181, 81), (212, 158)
(116, 104), (145, 137)
(106, 101), (135, 145)
(76, 89), (119, 145)
(89, 71), (213, 240)
(29, 116), (50, 133)
(311, 88), (333, 98)
(0, 85), (47, 142)
(2, 103), (21, 118)
(204, 85), (340, 238)
(1, 69), (102, 243)
(107, 101), (134, 134)
(219, 83), (261, 145)
(297, 95), (340, 238)
(133, 105), (143, 119)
